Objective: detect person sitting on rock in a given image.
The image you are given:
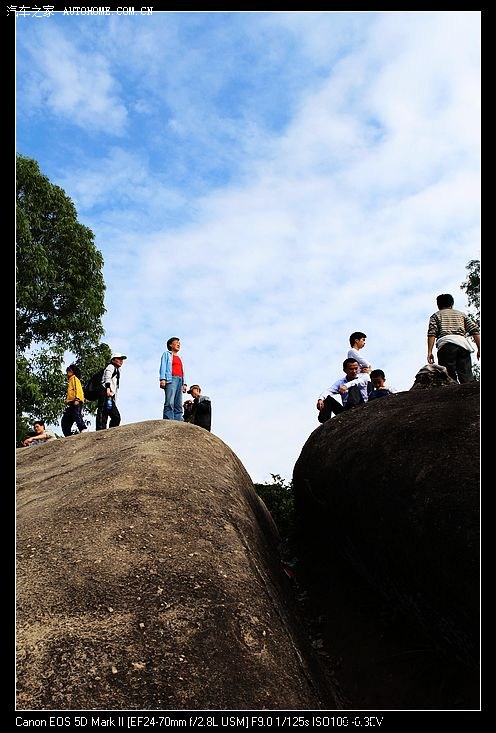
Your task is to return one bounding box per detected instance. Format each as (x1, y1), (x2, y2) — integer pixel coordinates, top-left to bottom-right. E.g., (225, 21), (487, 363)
(367, 369), (395, 400)
(316, 359), (371, 423)
(183, 384), (212, 432)
(22, 419), (56, 447)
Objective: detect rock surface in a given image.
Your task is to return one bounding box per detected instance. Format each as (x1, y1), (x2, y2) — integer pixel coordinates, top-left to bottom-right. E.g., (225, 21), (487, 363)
(16, 421), (332, 711)
(292, 382), (480, 709)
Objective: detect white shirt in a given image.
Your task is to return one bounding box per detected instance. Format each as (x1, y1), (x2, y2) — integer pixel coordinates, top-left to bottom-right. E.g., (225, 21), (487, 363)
(347, 348), (371, 369)
(318, 373), (371, 405)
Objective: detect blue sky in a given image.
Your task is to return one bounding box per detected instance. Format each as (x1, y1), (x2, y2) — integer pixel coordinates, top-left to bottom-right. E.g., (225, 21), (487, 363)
(16, 10), (481, 483)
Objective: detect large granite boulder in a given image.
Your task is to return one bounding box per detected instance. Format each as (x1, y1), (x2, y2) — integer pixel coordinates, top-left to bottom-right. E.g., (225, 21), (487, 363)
(292, 382), (480, 709)
(16, 420), (333, 711)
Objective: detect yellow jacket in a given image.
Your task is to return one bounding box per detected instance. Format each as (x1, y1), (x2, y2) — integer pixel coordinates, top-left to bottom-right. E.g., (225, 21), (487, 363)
(66, 375), (85, 403)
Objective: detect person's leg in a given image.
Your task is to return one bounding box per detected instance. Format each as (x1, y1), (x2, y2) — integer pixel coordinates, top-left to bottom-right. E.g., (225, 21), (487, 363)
(455, 346), (474, 383)
(318, 395), (344, 423)
(437, 343), (458, 381)
(173, 377), (184, 420)
(96, 393), (107, 430)
(61, 408), (74, 437)
(163, 379), (178, 419)
(108, 401), (121, 428)
(74, 403), (87, 432)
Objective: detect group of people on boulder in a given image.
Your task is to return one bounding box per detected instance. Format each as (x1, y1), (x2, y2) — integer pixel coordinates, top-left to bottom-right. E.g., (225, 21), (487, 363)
(316, 293), (480, 424)
(20, 292), (480, 444)
(21, 339), (211, 446)
(316, 332), (395, 424)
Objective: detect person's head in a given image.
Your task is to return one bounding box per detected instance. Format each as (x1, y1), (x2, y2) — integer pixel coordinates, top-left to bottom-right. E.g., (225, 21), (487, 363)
(370, 369), (386, 388)
(342, 358), (360, 379)
(167, 337), (181, 352)
(33, 420), (45, 433)
(187, 384), (201, 398)
(66, 363), (81, 379)
(349, 331), (367, 349)
(436, 294), (454, 310)
(111, 353), (127, 367)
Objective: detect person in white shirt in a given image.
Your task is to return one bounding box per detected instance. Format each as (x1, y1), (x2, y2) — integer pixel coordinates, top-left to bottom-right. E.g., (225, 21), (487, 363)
(96, 353), (127, 430)
(316, 359), (371, 423)
(347, 331), (372, 372)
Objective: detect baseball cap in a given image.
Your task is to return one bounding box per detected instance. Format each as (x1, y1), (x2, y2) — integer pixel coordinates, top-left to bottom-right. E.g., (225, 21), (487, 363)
(111, 353), (127, 360)
(187, 384), (200, 394)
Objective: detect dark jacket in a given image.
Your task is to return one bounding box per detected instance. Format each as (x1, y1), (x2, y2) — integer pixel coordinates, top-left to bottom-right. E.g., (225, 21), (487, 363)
(184, 395), (212, 431)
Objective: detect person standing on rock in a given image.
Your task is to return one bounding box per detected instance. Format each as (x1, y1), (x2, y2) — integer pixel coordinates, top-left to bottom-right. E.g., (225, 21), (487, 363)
(96, 353), (127, 430)
(316, 358), (371, 423)
(427, 294), (480, 383)
(61, 363), (87, 436)
(159, 337), (187, 420)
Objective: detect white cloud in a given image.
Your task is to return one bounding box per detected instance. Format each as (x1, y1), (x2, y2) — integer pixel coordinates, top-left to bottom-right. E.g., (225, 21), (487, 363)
(18, 26), (127, 133)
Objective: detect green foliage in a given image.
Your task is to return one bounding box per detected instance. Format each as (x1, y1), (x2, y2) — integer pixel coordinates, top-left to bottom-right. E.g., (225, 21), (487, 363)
(460, 259), (480, 381)
(16, 154), (109, 434)
(461, 259), (480, 326)
(253, 474), (295, 538)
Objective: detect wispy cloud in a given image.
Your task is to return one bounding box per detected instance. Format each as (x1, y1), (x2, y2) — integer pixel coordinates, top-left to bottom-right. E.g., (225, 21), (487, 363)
(17, 25), (127, 132)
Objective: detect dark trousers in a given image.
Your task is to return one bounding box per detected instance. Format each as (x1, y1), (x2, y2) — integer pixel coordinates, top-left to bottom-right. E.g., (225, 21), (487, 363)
(61, 402), (87, 436)
(96, 393), (121, 430)
(318, 396), (347, 423)
(437, 343), (474, 384)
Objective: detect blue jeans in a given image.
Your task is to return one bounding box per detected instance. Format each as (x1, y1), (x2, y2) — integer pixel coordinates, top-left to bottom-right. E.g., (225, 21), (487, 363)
(163, 376), (184, 420)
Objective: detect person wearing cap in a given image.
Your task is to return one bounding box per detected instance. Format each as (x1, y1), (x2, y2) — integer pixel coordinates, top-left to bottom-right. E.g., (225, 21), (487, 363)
(96, 353), (127, 431)
(183, 384), (212, 432)
(159, 337), (187, 421)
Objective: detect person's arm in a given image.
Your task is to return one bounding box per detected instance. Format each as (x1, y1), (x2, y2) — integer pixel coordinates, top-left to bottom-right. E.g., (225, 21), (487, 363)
(103, 365), (114, 397)
(75, 376), (84, 402)
(159, 351), (170, 388)
(317, 380), (342, 409)
(67, 375), (82, 403)
(23, 431), (51, 445)
(341, 374), (370, 390)
(472, 333), (480, 360)
(427, 335), (436, 364)
(427, 313), (440, 363)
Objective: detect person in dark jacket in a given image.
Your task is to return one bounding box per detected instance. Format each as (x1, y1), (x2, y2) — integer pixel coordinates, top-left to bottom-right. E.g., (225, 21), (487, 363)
(367, 369), (395, 400)
(183, 384), (212, 431)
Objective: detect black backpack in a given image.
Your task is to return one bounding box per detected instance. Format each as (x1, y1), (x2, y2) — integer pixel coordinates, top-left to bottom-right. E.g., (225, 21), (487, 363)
(83, 366), (117, 401)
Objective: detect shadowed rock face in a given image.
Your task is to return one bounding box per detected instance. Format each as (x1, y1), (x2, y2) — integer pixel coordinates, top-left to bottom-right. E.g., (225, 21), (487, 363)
(16, 421), (332, 711)
(292, 383), (480, 709)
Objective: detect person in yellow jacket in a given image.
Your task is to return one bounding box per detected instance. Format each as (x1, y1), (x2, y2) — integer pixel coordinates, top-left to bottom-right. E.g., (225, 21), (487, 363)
(61, 363), (88, 436)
